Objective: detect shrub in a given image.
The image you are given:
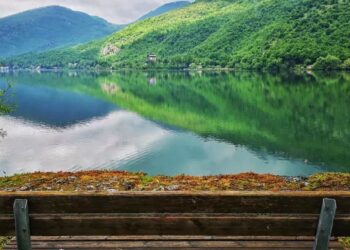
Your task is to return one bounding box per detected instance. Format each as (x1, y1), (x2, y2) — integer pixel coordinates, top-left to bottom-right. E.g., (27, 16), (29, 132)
(342, 59), (350, 70)
(313, 55), (341, 70)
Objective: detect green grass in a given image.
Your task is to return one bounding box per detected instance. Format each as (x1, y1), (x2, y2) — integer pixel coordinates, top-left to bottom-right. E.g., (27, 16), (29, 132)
(0, 237), (11, 250)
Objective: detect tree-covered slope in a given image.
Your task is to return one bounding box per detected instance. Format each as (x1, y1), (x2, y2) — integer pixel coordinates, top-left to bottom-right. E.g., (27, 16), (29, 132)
(6, 0), (350, 70)
(0, 6), (122, 57)
(138, 1), (191, 20)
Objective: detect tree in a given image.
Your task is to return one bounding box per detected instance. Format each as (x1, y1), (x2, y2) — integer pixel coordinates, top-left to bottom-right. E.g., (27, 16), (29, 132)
(0, 85), (11, 114)
(0, 85), (11, 138)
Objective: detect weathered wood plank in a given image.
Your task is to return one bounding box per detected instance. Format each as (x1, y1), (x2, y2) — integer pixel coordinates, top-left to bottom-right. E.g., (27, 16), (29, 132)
(1, 192), (350, 214)
(13, 199), (32, 250)
(3, 247), (328, 250)
(17, 235), (321, 241)
(313, 198), (337, 250)
(4, 239), (344, 249)
(1, 213), (350, 236)
(2, 240), (326, 247)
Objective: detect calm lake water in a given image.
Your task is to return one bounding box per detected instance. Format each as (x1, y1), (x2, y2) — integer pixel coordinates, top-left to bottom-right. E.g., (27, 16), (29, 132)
(0, 71), (349, 176)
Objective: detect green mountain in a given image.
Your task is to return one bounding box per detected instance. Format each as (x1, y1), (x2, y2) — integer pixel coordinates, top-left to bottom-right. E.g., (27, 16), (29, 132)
(6, 0), (350, 70)
(138, 1), (191, 20)
(0, 6), (122, 57)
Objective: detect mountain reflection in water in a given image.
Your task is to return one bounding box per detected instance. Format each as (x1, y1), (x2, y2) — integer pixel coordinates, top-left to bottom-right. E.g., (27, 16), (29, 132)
(0, 71), (349, 176)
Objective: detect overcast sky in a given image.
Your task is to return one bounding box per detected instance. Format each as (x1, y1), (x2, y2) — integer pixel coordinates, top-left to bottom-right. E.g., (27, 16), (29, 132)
(0, 0), (185, 24)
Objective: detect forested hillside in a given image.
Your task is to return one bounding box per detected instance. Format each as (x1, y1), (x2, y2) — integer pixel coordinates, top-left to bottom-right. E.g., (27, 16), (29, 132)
(6, 0), (350, 70)
(0, 6), (122, 57)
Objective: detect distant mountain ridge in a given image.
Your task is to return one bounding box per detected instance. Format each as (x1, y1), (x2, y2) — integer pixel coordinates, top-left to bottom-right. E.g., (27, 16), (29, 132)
(0, 6), (122, 57)
(6, 0), (350, 70)
(138, 1), (191, 20)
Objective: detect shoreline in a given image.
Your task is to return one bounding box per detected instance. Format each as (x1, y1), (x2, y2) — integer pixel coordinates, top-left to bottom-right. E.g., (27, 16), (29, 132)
(1, 171), (349, 192)
(1, 66), (350, 74)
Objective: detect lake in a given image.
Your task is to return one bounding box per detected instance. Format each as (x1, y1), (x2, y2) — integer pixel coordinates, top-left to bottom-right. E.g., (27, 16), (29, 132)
(0, 71), (349, 176)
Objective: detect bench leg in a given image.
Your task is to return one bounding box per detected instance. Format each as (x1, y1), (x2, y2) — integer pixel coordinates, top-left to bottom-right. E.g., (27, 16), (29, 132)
(313, 198), (337, 250)
(13, 199), (32, 250)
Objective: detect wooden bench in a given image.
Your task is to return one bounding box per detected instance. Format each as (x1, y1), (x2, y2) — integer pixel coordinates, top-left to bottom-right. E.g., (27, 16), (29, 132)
(0, 191), (349, 250)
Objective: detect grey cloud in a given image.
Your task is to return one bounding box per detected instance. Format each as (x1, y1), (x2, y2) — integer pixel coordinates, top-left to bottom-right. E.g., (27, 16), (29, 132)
(0, 0), (178, 23)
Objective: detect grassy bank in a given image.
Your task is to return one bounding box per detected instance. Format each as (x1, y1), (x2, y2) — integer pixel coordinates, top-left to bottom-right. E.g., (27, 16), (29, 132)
(1, 171), (350, 192)
(0, 237), (11, 250)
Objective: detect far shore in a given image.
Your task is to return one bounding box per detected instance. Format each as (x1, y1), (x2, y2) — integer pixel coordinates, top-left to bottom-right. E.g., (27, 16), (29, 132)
(1, 66), (349, 74)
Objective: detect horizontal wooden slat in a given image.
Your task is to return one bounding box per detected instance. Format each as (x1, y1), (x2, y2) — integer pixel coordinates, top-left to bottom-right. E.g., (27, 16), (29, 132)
(6, 235), (321, 241)
(1, 191), (350, 214)
(5, 240), (322, 247)
(4, 238), (344, 249)
(1, 214), (350, 237)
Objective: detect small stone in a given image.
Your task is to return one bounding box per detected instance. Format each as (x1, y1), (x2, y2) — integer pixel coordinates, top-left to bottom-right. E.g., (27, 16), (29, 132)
(19, 185), (31, 191)
(292, 177), (300, 182)
(155, 185), (165, 191)
(86, 185), (95, 191)
(68, 176), (77, 181)
(56, 179), (65, 184)
(107, 189), (118, 193)
(123, 182), (135, 190)
(165, 185), (180, 191)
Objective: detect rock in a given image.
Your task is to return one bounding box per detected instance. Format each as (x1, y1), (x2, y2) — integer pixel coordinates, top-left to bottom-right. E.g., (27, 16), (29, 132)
(153, 185), (165, 191)
(284, 176), (306, 182)
(56, 179), (65, 184)
(165, 185), (180, 191)
(101, 44), (120, 56)
(123, 182), (135, 190)
(68, 176), (77, 181)
(19, 185), (31, 191)
(86, 185), (95, 191)
(107, 189), (118, 193)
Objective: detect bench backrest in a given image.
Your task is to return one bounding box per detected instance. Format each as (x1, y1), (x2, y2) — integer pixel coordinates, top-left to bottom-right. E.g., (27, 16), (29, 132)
(0, 191), (349, 237)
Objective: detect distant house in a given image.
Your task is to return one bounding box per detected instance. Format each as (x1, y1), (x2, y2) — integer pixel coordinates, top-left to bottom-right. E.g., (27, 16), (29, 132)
(147, 54), (157, 62)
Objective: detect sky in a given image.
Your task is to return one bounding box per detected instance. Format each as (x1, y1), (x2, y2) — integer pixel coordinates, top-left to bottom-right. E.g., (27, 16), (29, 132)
(0, 0), (184, 24)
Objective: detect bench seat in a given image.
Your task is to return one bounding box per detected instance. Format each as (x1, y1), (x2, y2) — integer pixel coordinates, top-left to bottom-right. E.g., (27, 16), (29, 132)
(1, 191), (349, 250)
(4, 236), (344, 249)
